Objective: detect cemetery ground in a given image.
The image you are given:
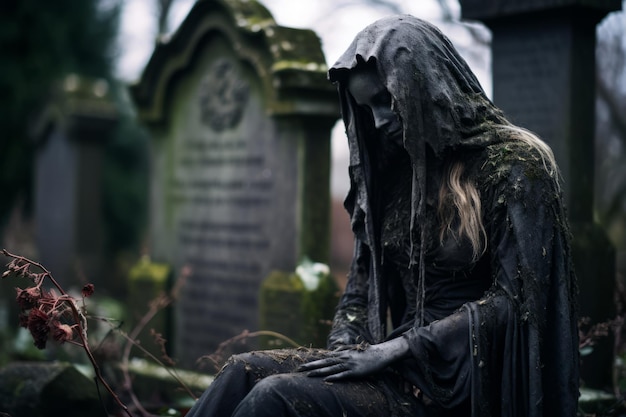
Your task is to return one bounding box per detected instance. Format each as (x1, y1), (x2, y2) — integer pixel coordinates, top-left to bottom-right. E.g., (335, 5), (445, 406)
(0, 249), (624, 417)
(0, 248), (330, 416)
(0, 0), (623, 415)
(0, 249), (329, 417)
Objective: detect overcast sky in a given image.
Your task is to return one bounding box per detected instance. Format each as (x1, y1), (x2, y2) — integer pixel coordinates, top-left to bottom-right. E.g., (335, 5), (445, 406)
(116, 0), (466, 81)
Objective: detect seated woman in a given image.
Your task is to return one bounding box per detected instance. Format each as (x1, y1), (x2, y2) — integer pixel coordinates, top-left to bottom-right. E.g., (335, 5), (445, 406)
(186, 15), (579, 417)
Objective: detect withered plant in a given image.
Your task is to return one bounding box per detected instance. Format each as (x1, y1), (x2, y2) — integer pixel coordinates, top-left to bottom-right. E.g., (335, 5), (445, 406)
(2, 248), (133, 416)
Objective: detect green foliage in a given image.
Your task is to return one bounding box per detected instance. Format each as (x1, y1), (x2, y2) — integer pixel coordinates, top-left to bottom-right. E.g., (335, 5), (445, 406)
(102, 89), (150, 253)
(0, 0), (148, 256)
(0, 0), (121, 226)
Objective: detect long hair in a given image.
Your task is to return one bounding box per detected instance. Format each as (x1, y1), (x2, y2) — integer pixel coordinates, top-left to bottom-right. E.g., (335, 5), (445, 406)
(438, 124), (559, 260)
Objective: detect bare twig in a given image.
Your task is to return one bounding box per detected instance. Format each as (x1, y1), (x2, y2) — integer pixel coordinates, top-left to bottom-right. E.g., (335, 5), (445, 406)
(197, 329), (301, 372)
(115, 265), (194, 416)
(578, 315), (625, 351)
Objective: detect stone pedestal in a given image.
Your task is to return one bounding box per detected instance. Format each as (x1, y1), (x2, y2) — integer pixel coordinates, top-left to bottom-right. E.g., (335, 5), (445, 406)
(259, 259), (339, 349)
(127, 256), (173, 358)
(0, 362), (102, 417)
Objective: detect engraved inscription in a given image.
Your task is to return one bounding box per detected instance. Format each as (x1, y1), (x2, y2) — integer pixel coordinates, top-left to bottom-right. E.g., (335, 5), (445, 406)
(170, 126), (276, 359)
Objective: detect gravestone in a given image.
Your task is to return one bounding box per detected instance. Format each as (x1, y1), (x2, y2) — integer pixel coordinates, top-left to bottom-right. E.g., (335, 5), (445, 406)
(131, 0), (338, 367)
(460, 0), (623, 389)
(30, 74), (117, 291)
(259, 259), (339, 349)
(0, 362), (102, 417)
(126, 256), (173, 359)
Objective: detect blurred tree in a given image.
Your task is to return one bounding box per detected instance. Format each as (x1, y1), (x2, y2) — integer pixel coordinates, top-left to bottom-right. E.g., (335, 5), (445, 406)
(595, 3), (626, 397)
(155, 0), (177, 35)
(102, 89), (149, 256)
(595, 4), (626, 249)
(329, 0), (491, 83)
(0, 0), (120, 229)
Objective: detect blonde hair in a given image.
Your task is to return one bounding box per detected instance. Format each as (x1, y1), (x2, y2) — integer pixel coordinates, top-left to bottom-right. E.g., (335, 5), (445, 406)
(438, 124), (558, 260)
(438, 160), (487, 260)
(500, 125), (559, 182)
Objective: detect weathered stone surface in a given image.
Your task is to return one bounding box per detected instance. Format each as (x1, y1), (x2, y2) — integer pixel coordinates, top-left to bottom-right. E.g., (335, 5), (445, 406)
(461, 0), (621, 21)
(131, 0), (338, 367)
(259, 259), (339, 349)
(122, 357), (213, 410)
(30, 74), (117, 291)
(0, 362), (101, 417)
(127, 256), (173, 358)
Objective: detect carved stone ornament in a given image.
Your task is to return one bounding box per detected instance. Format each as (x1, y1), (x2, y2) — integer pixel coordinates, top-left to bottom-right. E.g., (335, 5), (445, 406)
(199, 58), (250, 131)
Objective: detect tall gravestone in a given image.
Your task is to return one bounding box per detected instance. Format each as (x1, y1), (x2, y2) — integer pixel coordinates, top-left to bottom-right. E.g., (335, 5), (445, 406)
(460, 0), (623, 389)
(30, 74), (116, 291)
(131, 0), (338, 367)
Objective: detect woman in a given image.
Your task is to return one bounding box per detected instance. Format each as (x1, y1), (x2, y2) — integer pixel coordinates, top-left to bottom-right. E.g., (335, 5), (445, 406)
(186, 15), (579, 417)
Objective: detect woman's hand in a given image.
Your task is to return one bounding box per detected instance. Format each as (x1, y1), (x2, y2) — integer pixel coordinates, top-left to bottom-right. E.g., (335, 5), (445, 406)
(298, 337), (410, 381)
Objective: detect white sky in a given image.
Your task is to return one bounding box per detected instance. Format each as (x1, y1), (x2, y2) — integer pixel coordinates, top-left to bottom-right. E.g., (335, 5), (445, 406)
(117, 0), (469, 81)
(116, 0), (489, 197)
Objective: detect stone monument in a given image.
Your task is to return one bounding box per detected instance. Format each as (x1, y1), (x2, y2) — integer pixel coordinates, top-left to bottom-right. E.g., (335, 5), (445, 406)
(30, 74), (117, 291)
(460, 0), (623, 389)
(0, 362), (102, 417)
(131, 0), (338, 367)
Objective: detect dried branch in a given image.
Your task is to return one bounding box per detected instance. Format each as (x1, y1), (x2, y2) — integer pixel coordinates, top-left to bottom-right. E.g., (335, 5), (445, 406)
(579, 315), (625, 351)
(2, 249), (133, 417)
(114, 265), (193, 416)
(197, 329), (301, 372)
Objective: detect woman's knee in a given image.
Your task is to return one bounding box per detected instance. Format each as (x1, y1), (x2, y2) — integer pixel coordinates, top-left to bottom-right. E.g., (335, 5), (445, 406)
(231, 374), (299, 416)
(219, 351), (290, 384)
(214, 353), (249, 376)
(222, 351), (270, 372)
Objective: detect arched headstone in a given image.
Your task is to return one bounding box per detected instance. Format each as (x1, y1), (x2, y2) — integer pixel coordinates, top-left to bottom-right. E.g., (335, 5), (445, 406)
(131, 0), (338, 366)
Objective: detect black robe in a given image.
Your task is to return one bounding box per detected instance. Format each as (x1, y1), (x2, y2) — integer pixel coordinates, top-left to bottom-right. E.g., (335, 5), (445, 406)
(327, 16), (579, 417)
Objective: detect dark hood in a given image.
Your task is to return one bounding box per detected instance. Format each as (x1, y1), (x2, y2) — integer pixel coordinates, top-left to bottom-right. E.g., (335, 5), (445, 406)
(329, 15), (509, 278)
(328, 15), (506, 158)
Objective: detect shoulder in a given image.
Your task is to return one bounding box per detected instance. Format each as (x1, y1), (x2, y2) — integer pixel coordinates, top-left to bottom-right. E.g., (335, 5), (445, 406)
(469, 138), (561, 207)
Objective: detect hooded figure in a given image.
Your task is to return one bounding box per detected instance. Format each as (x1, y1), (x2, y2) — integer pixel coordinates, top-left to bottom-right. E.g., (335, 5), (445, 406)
(324, 15), (579, 416)
(185, 16), (579, 417)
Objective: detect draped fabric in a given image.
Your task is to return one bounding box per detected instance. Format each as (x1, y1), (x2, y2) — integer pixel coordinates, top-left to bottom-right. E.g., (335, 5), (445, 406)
(327, 16), (579, 416)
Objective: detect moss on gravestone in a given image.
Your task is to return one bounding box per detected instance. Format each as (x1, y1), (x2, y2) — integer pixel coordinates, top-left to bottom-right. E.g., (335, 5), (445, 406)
(259, 259), (339, 349)
(127, 256), (173, 357)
